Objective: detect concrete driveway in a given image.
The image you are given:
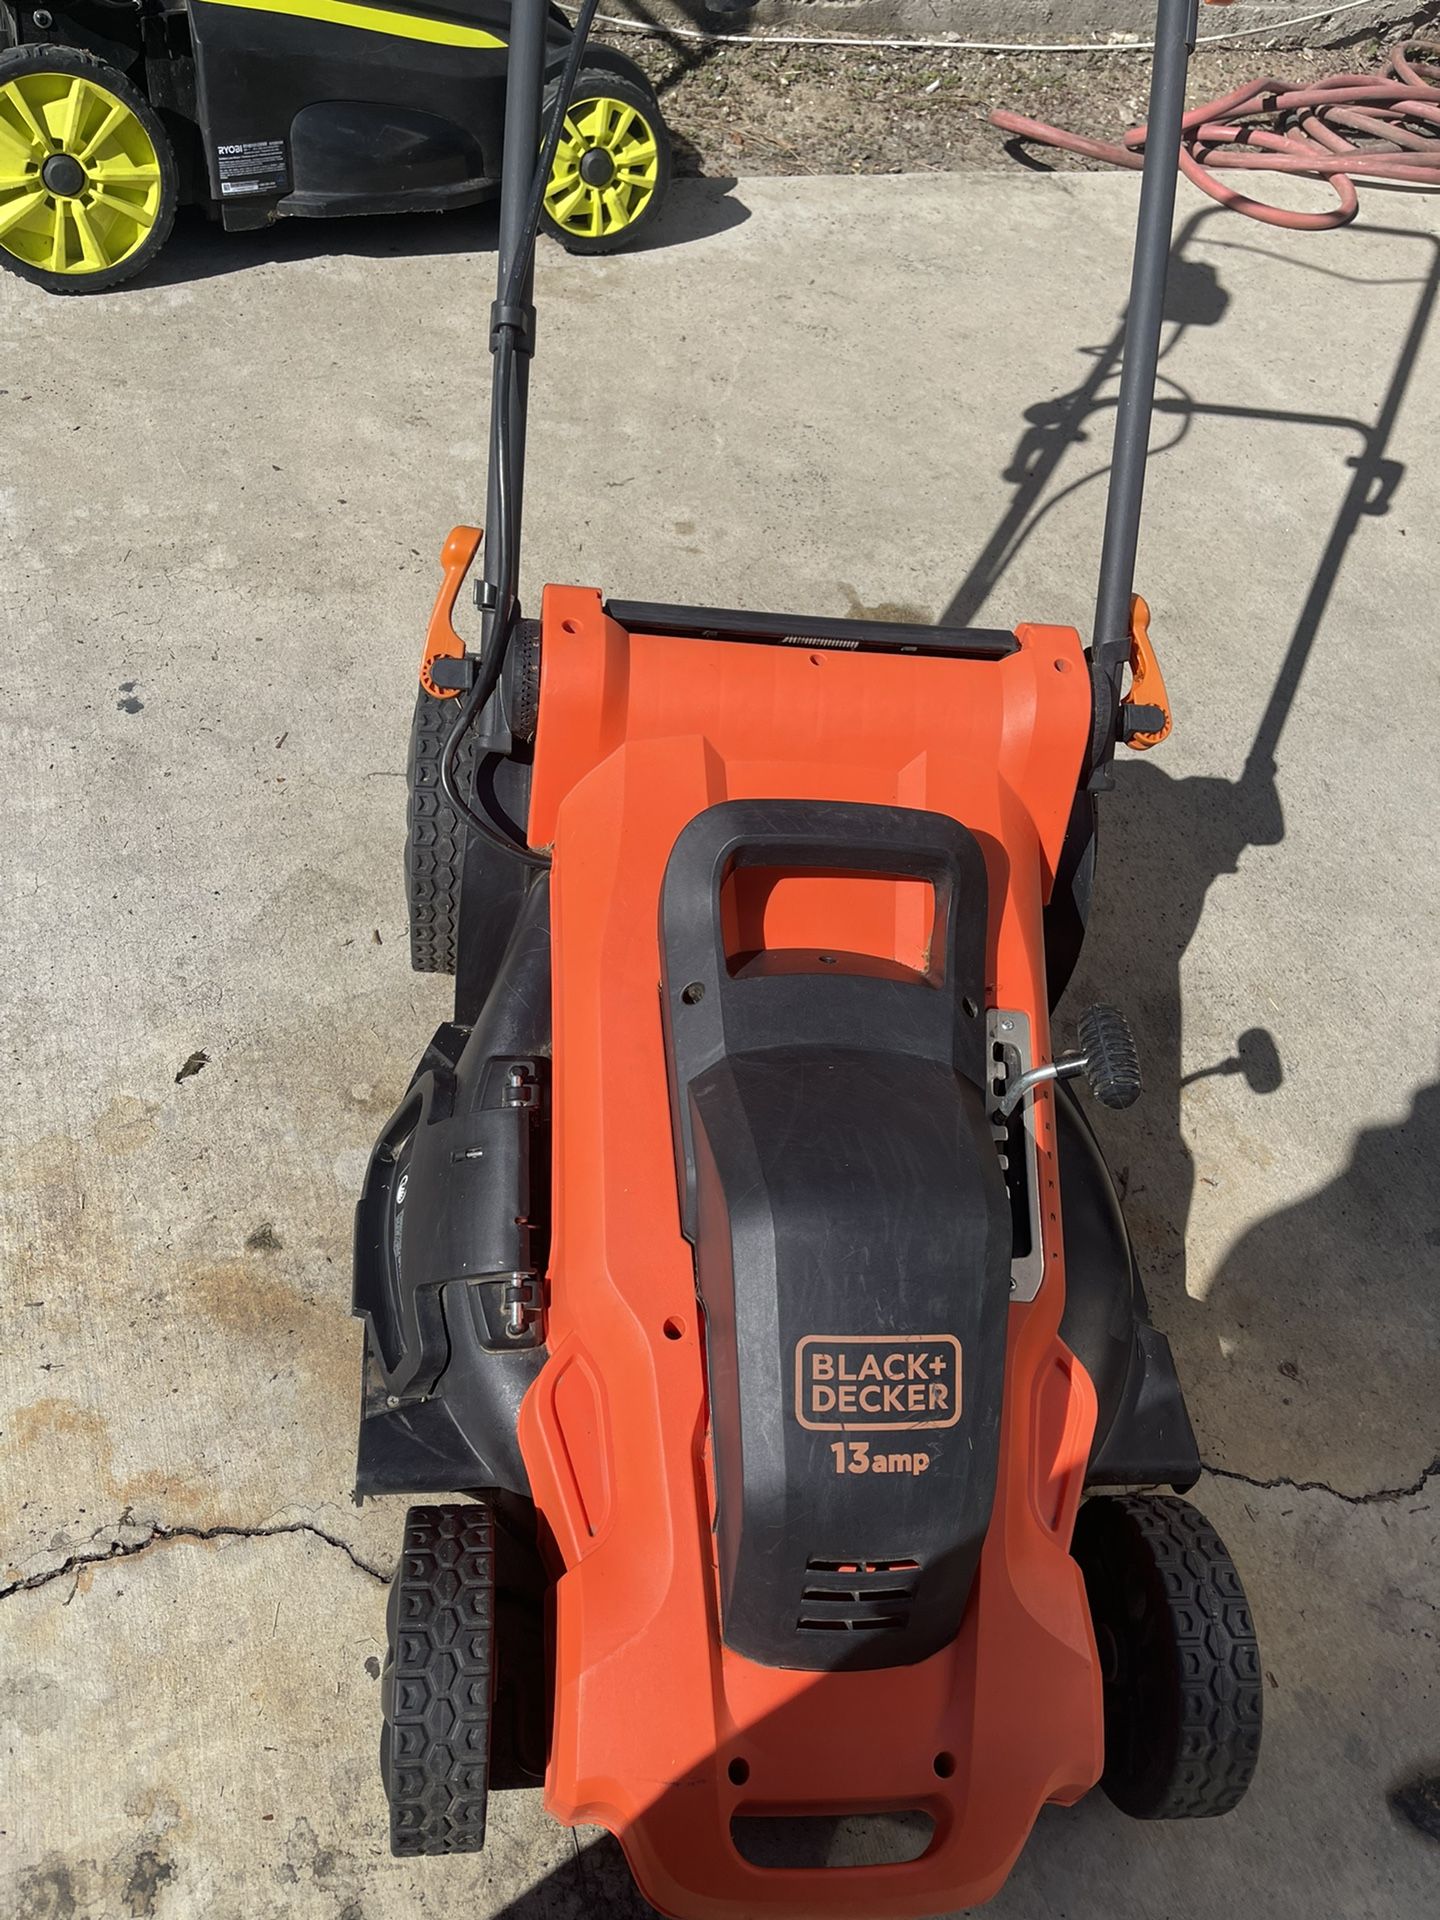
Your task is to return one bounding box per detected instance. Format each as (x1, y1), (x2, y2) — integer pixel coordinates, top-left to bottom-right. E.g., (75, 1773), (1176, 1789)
(2, 171), (1436, 1920)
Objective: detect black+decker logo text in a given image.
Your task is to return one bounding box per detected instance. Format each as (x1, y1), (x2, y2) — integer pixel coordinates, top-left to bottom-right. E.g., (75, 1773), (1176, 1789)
(794, 1335), (962, 1432)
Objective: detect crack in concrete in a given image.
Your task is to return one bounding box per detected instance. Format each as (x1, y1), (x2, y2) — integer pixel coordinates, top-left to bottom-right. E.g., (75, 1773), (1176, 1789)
(0, 1519), (391, 1601)
(1201, 1456), (1439, 1506)
(7, 1457), (1434, 1605)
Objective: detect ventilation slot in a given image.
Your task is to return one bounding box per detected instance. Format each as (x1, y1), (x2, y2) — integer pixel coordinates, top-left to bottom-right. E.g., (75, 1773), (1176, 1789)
(801, 1586), (913, 1603)
(797, 1557), (919, 1635)
(796, 1614), (908, 1633)
(805, 1557), (919, 1574)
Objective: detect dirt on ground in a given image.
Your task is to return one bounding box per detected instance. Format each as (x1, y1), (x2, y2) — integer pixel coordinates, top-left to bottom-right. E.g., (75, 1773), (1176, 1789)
(600, 30), (1409, 175)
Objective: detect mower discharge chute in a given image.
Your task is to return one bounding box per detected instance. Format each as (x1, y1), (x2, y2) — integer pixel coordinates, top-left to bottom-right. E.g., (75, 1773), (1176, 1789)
(352, 0), (1262, 1910)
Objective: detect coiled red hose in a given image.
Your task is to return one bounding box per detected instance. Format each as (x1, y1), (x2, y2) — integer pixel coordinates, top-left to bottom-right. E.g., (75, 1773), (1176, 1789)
(992, 39), (1440, 229)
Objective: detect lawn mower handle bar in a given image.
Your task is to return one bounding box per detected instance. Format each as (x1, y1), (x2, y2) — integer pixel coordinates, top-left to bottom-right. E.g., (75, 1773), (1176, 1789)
(1091, 0), (1200, 782)
(477, 0), (1198, 789)
(441, 0), (601, 870)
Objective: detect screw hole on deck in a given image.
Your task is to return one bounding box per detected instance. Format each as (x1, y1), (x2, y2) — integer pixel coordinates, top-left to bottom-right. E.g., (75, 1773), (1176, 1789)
(681, 981), (705, 1005)
(663, 1316), (685, 1341)
(728, 1757), (750, 1786)
(933, 1751), (956, 1779)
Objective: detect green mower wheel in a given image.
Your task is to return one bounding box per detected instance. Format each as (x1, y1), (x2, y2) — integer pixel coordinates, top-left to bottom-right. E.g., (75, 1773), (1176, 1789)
(0, 45), (177, 293)
(540, 69), (670, 256)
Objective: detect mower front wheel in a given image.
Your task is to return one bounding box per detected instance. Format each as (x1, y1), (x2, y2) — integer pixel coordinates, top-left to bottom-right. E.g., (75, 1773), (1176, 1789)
(1074, 1493), (1262, 1819)
(380, 1504), (494, 1856)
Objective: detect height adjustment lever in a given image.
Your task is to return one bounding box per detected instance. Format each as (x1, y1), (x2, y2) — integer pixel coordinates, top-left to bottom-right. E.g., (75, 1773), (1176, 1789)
(1120, 594), (1172, 749)
(998, 1005), (1142, 1116)
(419, 524), (483, 699)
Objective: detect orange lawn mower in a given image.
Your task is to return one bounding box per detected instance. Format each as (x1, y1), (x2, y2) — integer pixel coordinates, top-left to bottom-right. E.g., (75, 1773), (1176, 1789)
(351, 0), (1262, 1911)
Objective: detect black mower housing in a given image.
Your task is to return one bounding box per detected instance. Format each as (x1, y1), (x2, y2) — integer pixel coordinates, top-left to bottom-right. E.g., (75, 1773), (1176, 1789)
(1, 0), (652, 226)
(354, 683), (1198, 1518)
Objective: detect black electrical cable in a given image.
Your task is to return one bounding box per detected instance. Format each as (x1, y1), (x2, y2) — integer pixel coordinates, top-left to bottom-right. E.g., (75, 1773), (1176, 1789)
(439, 0), (604, 870)
(501, 0), (605, 324)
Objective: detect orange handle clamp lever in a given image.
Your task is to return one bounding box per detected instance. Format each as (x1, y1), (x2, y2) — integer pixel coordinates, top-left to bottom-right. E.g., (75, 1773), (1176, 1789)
(420, 524), (483, 698)
(1122, 594), (1172, 749)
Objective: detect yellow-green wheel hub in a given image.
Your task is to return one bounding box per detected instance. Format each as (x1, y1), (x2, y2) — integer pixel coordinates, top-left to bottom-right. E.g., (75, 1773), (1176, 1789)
(544, 95), (659, 240)
(0, 70), (163, 276)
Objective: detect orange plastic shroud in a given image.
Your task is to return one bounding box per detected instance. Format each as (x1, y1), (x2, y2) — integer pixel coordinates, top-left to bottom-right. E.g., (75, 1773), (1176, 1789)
(518, 588), (1103, 1919)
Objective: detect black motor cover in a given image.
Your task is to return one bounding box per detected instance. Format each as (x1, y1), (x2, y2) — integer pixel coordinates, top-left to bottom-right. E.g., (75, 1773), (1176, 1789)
(660, 801), (1012, 1673)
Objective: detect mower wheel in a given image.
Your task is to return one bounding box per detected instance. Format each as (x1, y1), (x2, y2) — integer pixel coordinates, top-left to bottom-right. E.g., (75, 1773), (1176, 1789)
(0, 45), (177, 294)
(405, 688), (477, 974)
(380, 1503), (494, 1856)
(541, 70), (671, 255)
(1074, 1493), (1262, 1819)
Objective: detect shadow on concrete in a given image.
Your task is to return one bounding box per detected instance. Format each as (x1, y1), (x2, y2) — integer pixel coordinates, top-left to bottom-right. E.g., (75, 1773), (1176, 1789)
(497, 1826), (658, 1916)
(1203, 1073), (1440, 1433)
(948, 211), (1438, 1332)
(124, 172), (748, 291)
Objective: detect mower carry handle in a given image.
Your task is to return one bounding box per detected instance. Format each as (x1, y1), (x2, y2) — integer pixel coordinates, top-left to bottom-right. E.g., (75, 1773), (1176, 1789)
(658, 799), (992, 1180)
(659, 798), (978, 1005)
(659, 798), (992, 1244)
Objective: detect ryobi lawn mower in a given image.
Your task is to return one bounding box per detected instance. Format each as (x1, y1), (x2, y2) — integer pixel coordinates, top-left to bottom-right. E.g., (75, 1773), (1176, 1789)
(0, 0), (669, 292)
(352, 0), (1262, 1911)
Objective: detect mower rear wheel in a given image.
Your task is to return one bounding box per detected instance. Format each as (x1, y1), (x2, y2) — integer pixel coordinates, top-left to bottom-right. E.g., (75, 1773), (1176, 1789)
(405, 688), (477, 974)
(0, 46), (177, 294)
(1074, 1493), (1262, 1819)
(380, 1503), (494, 1856)
(541, 70), (671, 255)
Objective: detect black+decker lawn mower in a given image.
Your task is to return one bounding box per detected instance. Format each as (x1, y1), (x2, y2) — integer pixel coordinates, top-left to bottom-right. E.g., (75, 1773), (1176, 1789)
(0, 0), (668, 292)
(352, 1), (1262, 1911)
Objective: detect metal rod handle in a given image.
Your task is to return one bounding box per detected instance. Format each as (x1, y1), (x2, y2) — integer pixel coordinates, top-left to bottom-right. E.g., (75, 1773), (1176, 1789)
(480, 0), (551, 649)
(1090, 0), (1199, 779)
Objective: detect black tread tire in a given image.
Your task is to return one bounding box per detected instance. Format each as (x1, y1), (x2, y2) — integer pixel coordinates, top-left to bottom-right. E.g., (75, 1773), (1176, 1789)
(1074, 1493), (1262, 1819)
(0, 45), (178, 294)
(380, 1503), (494, 1857)
(540, 69), (671, 257)
(405, 689), (476, 975)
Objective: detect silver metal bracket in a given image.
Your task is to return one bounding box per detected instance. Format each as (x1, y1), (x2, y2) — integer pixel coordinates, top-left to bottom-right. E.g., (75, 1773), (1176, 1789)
(987, 1009), (1046, 1302)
